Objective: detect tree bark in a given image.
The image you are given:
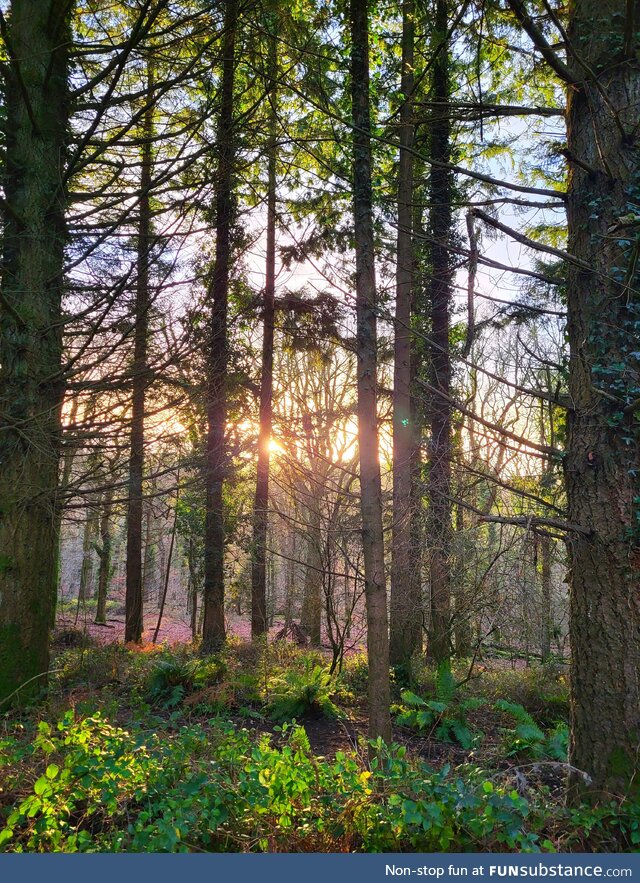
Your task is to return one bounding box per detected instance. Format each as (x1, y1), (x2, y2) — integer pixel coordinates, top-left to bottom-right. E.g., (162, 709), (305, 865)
(0, 0), (72, 702)
(426, 0), (454, 664)
(251, 27), (277, 639)
(540, 534), (552, 662)
(187, 537), (199, 640)
(202, 0), (238, 653)
(125, 60), (154, 644)
(95, 484), (114, 626)
(562, 0), (640, 797)
(301, 505), (323, 646)
(350, 0), (392, 743)
(153, 484), (179, 643)
(453, 455), (473, 657)
(390, 0), (421, 670)
(58, 395), (79, 609)
(79, 500), (99, 602)
(141, 502), (155, 605)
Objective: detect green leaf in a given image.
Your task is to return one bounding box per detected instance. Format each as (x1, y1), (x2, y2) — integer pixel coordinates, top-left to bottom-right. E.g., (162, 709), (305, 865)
(34, 776), (52, 797)
(515, 723), (545, 743)
(45, 763), (60, 780)
(426, 700), (447, 714)
(450, 721), (474, 749)
(22, 796), (42, 818)
(400, 690), (426, 706)
(436, 664), (457, 703)
(416, 710), (434, 729)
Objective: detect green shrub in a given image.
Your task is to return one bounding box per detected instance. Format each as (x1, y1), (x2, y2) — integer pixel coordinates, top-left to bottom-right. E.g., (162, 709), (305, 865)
(339, 651), (369, 694)
(471, 666), (569, 725)
(0, 709), (637, 853)
(393, 665), (485, 749)
(563, 800), (640, 852)
(265, 661), (342, 722)
(147, 655), (226, 708)
(496, 700), (569, 761)
(54, 643), (134, 691)
(0, 712), (161, 851)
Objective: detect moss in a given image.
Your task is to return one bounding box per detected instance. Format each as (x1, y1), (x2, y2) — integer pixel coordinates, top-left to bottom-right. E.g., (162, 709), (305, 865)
(0, 619), (51, 709)
(0, 554), (15, 574)
(0, 624), (32, 706)
(607, 743), (640, 795)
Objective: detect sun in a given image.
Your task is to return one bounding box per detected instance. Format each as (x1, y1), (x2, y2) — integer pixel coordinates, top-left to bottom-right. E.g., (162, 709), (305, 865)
(268, 437), (285, 455)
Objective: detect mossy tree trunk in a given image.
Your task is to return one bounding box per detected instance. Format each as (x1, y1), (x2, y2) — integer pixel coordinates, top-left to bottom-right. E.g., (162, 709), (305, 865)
(507, 0), (640, 799)
(79, 501), (99, 603)
(453, 479), (473, 658)
(301, 505), (323, 646)
(539, 534), (552, 663)
(0, 0), (72, 703)
(95, 484), (114, 626)
(564, 0), (640, 797)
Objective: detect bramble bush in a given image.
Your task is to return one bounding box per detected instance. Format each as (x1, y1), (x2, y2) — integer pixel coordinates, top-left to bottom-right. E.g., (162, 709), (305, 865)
(0, 710), (542, 852)
(0, 645), (636, 854)
(2, 709), (637, 853)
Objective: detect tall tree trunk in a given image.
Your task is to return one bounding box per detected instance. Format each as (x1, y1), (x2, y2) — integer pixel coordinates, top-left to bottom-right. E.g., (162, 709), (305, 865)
(157, 534), (167, 608)
(251, 30), (277, 639)
(187, 538), (199, 640)
(505, 0), (640, 799)
(0, 0), (71, 702)
(125, 61), (154, 643)
(562, 0), (640, 797)
(153, 485), (179, 643)
(79, 501), (99, 602)
(426, 0), (453, 664)
(141, 503), (155, 604)
(283, 524), (296, 626)
(95, 484), (114, 625)
(350, 0), (392, 743)
(202, 0), (238, 653)
(301, 505), (323, 646)
(539, 400), (553, 664)
(453, 455), (473, 657)
(409, 182), (429, 654)
(540, 534), (552, 662)
(390, 0), (421, 670)
(267, 547), (276, 626)
(58, 395), (79, 609)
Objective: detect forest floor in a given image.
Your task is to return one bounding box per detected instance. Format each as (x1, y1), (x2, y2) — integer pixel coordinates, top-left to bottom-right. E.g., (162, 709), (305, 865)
(1, 627), (637, 854)
(52, 609), (547, 765)
(56, 604), (367, 650)
(54, 610), (482, 763)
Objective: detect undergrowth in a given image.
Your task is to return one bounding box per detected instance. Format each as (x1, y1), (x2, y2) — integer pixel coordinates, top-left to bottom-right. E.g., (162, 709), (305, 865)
(495, 700), (569, 761)
(1, 710), (638, 853)
(265, 660), (343, 722)
(393, 665), (485, 749)
(0, 643), (635, 853)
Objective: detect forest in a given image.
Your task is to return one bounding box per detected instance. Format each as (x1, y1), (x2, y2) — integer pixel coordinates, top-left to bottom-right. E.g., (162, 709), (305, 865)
(0, 0), (638, 856)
